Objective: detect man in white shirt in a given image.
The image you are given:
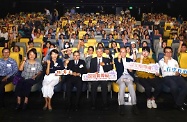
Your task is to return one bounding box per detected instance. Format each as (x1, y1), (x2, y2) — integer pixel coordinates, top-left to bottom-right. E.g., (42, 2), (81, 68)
(159, 46), (187, 112)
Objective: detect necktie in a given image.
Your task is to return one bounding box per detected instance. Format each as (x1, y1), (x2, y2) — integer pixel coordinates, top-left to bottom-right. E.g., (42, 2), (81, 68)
(97, 59), (100, 72)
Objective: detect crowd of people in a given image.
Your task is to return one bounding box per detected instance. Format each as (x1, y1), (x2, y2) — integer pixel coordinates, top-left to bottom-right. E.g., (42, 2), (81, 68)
(0, 8), (187, 116)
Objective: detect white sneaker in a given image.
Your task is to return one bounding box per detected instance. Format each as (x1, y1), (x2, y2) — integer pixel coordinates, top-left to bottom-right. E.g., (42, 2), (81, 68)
(147, 99), (152, 109)
(151, 99), (157, 109)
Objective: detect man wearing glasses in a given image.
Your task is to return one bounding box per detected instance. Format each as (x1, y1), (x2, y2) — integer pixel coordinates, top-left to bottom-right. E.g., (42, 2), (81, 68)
(0, 48), (18, 108)
(66, 51), (87, 111)
(159, 46), (187, 112)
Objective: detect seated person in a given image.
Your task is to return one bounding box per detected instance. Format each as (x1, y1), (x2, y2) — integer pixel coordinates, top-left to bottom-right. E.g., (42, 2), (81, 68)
(109, 41), (120, 54)
(130, 41), (138, 54)
(126, 46), (136, 61)
(43, 41), (51, 57)
(66, 51), (87, 111)
(104, 47), (113, 64)
(0, 48), (18, 108)
(114, 48), (138, 115)
(177, 41), (187, 59)
(77, 39), (86, 54)
(13, 45), (23, 61)
(85, 46), (94, 70)
(96, 42), (104, 49)
(136, 46), (162, 109)
(42, 49), (64, 111)
(15, 48), (42, 110)
(159, 46), (187, 112)
(27, 41), (34, 52)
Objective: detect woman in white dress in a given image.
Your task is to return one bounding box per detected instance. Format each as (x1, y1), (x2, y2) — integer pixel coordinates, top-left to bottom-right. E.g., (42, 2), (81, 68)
(42, 49), (64, 111)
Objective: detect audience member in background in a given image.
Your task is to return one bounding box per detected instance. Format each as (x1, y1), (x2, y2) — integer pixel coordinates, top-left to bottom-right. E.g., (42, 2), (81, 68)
(104, 47), (113, 64)
(126, 46), (137, 61)
(66, 51), (87, 111)
(110, 41), (120, 54)
(13, 45), (23, 61)
(136, 46), (162, 109)
(85, 46), (94, 70)
(58, 34), (65, 50)
(96, 42), (104, 49)
(177, 41), (187, 61)
(159, 46), (187, 112)
(0, 48), (18, 108)
(0, 28), (9, 47)
(63, 41), (71, 49)
(27, 41), (34, 52)
(43, 44), (56, 62)
(43, 41), (51, 57)
(131, 41), (138, 54)
(15, 48), (42, 110)
(77, 39), (85, 54)
(108, 34), (114, 42)
(101, 30), (107, 39)
(61, 48), (73, 61)
(42, 49), (63, 111)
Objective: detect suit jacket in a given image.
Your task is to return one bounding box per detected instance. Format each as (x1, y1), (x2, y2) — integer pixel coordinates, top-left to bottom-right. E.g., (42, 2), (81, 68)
(90, 57), (113, 73)
(67, 59), (87, 77)
(114, 57), (135, 80)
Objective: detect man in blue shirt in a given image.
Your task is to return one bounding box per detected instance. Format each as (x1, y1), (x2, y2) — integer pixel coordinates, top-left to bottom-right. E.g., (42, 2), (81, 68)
(0, 48), (18, 108)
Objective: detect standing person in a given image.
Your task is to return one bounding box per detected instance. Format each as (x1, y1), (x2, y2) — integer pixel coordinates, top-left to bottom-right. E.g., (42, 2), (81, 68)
(136, 46), (162, 109)
(159, 46), (187, 112)
(42, 49), (64, 111)
(54, 9), (59, 21)
(45, 8), (51, 23)
(114, 48), (138, 115)
(90, 48), (113, 110)
(66, 51), (87, 111)
(15, 48), (42, 110)
(0, 48), (18, 108)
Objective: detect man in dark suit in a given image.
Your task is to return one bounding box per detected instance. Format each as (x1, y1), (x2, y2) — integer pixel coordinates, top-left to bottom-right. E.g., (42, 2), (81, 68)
(90, 48), (113, 110)
(66, 51), (87, 111)
(114, 48), (138, 115)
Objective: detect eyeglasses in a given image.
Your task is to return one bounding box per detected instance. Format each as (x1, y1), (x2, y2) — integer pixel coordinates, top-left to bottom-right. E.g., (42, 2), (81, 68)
(73, 55), (80, 56)
(3, 52), (10, 53)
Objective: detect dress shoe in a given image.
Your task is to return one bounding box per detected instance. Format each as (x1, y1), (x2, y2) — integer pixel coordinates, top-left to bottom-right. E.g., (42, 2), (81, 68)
(43, 106), (47, 111)
(48, 108), (53, 112)
(74, 105), (79, 111)
(22, 103), (28, 110)
(132, 105), (139, 115)
(119, 105), (125, 116)
(15, 103), (21, 110)
(183, 102), (187, 108)
(176, 105), (185, 112)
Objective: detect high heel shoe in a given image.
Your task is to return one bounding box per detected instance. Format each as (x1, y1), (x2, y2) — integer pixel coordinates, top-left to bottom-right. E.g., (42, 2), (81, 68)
(43, 106), (47, 110)
(22, 103), (28, 110)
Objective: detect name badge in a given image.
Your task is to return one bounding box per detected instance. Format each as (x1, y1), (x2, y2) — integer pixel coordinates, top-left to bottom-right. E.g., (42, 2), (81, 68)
(31, 67), (36, 70)
(7, 64), (11, 67)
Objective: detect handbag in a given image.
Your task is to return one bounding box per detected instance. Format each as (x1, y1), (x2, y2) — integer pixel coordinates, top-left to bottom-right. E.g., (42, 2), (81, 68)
(12, 71), (23, 85)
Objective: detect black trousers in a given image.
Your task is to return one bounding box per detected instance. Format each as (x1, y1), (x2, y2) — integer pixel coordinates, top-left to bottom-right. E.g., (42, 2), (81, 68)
(66, 76), (82, 106)
(0, 76), (13, 104)
(138, 77), (162, 99)
(163, 76), (187, 106)
(15, 78), (36, 98)
(91, 81), (108, 106)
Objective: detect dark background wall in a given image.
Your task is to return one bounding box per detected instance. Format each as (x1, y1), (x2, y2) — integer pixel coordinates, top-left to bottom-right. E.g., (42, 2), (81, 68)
(0, 0), (185, 19)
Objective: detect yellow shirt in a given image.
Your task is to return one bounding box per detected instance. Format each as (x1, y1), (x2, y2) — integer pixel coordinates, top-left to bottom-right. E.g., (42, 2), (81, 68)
(136, 57), (155, 79)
